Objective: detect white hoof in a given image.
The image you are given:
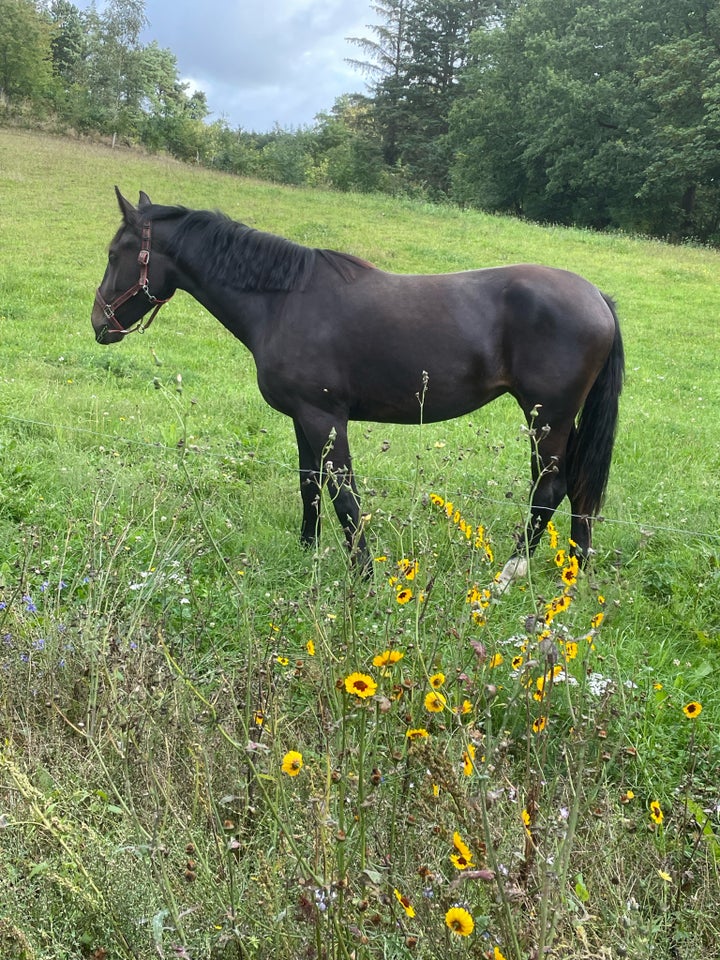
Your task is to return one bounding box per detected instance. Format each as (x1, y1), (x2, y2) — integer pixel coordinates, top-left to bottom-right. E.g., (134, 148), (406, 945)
(494, 556), (528, 593)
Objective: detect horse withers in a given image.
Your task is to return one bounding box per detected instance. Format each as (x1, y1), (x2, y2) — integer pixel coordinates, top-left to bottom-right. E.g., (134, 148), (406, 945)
(92, 189), (624, 580)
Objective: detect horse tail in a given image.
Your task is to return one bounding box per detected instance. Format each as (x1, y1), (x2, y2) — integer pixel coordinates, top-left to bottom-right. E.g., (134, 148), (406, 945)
(566, 294), (625, 517)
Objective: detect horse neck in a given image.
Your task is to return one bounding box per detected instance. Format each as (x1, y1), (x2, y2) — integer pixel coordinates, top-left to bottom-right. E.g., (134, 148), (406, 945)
(158, 212), (269, 351)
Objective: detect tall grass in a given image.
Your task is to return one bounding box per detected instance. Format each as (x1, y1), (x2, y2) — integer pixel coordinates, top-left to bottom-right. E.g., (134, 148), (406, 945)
(1, 128), (719, 959)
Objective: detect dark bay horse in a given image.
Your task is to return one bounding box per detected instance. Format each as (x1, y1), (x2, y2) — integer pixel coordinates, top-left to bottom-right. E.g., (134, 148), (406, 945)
(92, 189), (624, 582)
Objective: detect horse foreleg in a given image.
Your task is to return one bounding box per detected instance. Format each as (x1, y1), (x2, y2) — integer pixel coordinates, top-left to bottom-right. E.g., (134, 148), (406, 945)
(296, 415), (371, 572)
(294, 419), (322, 547)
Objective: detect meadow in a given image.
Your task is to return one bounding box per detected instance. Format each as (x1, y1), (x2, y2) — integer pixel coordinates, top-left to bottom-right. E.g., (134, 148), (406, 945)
(1, 128), (719, 960)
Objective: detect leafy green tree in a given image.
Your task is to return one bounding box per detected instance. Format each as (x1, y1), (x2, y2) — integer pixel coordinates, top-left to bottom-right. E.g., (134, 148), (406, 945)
(0, 0), (54, 103)
(450, 0), (720, 240)
(350, 0), (500, 195)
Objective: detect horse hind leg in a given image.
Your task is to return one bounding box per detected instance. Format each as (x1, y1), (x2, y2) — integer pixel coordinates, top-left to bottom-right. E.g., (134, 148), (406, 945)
(497, 419), (571, 589)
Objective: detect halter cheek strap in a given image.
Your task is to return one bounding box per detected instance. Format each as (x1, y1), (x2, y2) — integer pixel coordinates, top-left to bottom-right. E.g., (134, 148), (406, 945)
(95, 221), (173, 336)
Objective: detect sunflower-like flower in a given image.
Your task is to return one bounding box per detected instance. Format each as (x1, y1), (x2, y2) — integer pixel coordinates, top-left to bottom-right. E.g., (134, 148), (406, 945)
(344, 672), (378, 699)
(683, 700), (702, 719)
(281, 750), (303, 776)
(424, 690), (447, 713)
(372, 649), (404, 667)
(445, 906), (474, 936)
(393, 887), (415, 918)
(449, 832), (474, 870)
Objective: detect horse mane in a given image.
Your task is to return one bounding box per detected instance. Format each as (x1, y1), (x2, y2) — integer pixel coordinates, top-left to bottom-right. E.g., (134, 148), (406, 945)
(151, 206), (374, 292)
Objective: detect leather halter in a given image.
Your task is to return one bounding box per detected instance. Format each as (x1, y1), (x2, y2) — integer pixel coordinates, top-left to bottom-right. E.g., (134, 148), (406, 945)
(95, 221), (173, 337)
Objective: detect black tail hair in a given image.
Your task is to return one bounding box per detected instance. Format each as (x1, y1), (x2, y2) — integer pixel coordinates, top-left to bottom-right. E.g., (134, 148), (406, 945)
(567, 294), (625, 516)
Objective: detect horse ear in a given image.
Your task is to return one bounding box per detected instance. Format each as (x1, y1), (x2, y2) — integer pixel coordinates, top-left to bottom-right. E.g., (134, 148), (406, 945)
(115, 186), (139, 226)
(138, 190), (152, 209)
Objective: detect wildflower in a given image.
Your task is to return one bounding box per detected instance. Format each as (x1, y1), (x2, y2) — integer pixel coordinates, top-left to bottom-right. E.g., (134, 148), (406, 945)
(424, 690), (446, 713)
(597, 594), (606, 604)
(393, 887), (415, 918)
(457, 699), (473, 716)
(494, 948), (508, 960)
(554, 549), (567, 568)
(254, 710), (264, 727)
(276, 656), (289, 666)
(306, 639), (315, 656)
(620, 789), (635, 804)
(521, 808), (532, 836)
(445, 906), (474, 937)
(372, 649), (404, 667)
(650, 800), (664, 825)
(489, 652), (504, 668)
(450, 832), (474, 870)
(406, 728), (430, 740)
(396, 588), (413, 605)
(682, 701), (702, 719)
(430, 493), (444, 507)
(429, 671), (445, 688)
(591, 612), (604, 629)
(397, 558), (419, 580)
(462, 743), (476, 776)
(374, 554), (388, 563)
(658, 870), (672, 883)
(511, 655), (524, 670)
(547, 520), (559, 549)
(281, 751), (303, 776)
(565, 641), (578, 661)
(561, 557), (579, 587)
(344, 672), (378, 699)
(532, 716), (547, 734)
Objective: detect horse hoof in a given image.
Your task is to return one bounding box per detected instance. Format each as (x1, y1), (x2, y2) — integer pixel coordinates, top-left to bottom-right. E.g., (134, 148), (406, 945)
(494, 556), (528, 593)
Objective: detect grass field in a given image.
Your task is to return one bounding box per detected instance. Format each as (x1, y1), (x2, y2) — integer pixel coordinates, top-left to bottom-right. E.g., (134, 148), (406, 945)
(1, 128), (719, 960)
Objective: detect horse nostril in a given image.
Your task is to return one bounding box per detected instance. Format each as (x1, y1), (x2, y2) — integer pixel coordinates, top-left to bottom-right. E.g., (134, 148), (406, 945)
(95, 324), (109, 344)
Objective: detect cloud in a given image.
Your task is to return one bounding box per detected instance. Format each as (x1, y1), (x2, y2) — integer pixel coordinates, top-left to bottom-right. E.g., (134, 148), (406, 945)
(143, 0), (374, 130)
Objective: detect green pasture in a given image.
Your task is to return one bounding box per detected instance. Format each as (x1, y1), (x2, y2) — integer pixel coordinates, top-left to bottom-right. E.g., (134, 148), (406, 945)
(1, 128), (719, 960)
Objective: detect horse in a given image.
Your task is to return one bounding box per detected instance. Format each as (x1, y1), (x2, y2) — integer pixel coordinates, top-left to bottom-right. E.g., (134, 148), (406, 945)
(92, 188), (624, 583)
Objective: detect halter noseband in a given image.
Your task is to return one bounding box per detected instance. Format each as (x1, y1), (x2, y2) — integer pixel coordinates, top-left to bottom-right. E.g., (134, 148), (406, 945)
(95, 221), (173, 337)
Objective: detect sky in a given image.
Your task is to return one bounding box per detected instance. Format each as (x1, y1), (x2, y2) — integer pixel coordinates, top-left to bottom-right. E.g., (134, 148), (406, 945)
(90, 0), (378, 132)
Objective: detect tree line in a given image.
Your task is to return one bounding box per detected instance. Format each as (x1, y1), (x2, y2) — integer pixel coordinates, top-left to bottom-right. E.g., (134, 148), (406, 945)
(3, 0), (719, 243)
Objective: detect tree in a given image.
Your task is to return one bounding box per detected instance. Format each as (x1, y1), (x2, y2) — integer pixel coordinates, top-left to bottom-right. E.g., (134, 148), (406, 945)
(0, 0), (54, 103)
(349, 0), (501, 195)
(449, 0), (720, 240)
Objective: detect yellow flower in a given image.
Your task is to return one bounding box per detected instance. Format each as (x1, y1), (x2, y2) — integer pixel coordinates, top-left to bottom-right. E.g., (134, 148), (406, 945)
(429, 493), (445, 507)
(489, 652), (504, 668)
(393, 887), (415, 918)
(281, 750), (303, 776)
(429, 671), (445, 688)
(372, 649), (404, 667)
(396, 587), (413, 604)
(565, 641), (578, 661)
(276, 656), (289, 666)
(306, 639), (315, 656)
(521, 807), (532, 836)
(462, 743), (476, 776)
(658, 870), (672, 883)
(494, 948), (508, 960)
(424, 690), (447, 713)
(650, 800), (664, 825)
(547, 520), (559, 549)
(397, 558), (419, 580)
(532, 715), (547, 734)
(682, 700), (702, 719)
(511, 655), (524, 670)
(561, 558), (579, 586)
(344, 672), (378, 699)
(620, 789), (635, 803)
(457, 699), (473, 715)
(445, 906), (474, 937)
(450, 831), (474, 870)
(405, 727), (430, 740)
(591, 611), (604, 629)
(554, 548), (567, 568)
